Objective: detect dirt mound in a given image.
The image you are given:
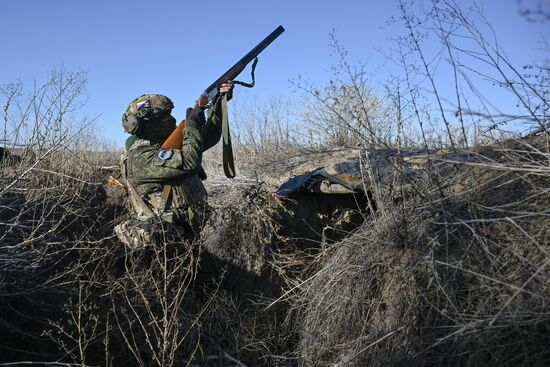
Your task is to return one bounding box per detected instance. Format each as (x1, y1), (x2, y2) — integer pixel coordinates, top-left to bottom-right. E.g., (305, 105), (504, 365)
(200, 182), (278, 295)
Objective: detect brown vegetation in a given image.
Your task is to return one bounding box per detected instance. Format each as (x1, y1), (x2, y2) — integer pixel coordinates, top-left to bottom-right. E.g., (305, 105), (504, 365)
(1, 1), (549, 366)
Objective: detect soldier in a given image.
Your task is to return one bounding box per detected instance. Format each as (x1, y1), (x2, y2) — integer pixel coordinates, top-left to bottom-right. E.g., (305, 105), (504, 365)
(115, 82), (234, 249)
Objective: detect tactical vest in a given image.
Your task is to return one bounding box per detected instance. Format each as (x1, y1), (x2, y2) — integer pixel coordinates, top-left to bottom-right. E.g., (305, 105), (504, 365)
(121, 137), (207, 225)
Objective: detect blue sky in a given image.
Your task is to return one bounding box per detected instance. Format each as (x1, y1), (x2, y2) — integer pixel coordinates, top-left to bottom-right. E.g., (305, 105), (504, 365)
(1, 0), (548, 147)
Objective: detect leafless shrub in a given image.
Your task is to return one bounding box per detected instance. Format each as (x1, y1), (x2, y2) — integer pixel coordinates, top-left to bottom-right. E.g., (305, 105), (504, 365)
(518, 0), (550, 22)
(287, 138), (548, 365)
(272, 1), (550, 366)
(2, 1), (548, 366)
(292, 33), (398, 150)
(0, 70), (124, 364)
(0, 67), (291, 366)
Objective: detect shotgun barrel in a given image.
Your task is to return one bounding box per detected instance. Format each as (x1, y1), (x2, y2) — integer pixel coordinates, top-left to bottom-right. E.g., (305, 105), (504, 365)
(202, 25), (285, 102)
(162, 26), (285, 151)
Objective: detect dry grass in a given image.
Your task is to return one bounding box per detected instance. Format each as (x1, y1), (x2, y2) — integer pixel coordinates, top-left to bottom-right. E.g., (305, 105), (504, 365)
(283, 136), (549, 366)
(1, 1), (549, 365)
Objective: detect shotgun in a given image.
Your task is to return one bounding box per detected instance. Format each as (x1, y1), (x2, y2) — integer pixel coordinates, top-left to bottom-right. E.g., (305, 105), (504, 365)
(162, 25), (285, 151)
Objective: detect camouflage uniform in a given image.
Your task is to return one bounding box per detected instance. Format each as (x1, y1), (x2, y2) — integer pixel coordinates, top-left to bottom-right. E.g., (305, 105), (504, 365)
(115, 94), (224, 249)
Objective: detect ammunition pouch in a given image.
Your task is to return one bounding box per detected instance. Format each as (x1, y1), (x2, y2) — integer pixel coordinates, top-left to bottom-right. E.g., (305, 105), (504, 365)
(144, 175), (207, 225)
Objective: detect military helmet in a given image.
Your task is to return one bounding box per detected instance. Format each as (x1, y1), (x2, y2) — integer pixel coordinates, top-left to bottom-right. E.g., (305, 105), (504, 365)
(122, 94), (174, 134)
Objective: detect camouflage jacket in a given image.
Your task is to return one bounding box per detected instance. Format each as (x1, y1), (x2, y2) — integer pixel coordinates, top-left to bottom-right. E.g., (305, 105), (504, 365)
(121, 100), (224, 222)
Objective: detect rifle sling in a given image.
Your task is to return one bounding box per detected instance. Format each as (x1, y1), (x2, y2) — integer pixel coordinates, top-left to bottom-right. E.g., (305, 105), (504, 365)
(221, 93), (236, 178)
(161, 184), (172, 208)
(124, 178), (155, 218)
(233, 57), (258, 88)
(223, 57), (259, 178)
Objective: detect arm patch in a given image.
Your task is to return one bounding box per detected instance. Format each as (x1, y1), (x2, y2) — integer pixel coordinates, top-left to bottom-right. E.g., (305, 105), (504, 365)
(158, 148), (174, 161)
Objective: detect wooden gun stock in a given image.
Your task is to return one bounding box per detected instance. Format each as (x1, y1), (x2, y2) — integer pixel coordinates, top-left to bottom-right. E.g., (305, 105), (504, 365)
(161, 96), (209, 150)
(162, 120), (186, 150)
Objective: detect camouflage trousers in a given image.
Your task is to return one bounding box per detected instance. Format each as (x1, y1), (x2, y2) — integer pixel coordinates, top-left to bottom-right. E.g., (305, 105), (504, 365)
(114, 203), (209, 250)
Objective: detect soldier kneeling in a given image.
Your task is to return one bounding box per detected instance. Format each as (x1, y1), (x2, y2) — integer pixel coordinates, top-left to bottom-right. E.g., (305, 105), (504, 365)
(115, 85), (233, 249)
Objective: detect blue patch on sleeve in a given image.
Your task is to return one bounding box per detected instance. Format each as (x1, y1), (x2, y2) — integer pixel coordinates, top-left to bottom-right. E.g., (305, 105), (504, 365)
(158, 148), (174, 160)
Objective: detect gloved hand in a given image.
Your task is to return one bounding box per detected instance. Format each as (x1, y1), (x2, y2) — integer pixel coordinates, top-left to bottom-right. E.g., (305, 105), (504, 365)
(185, 106), (206, 129)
